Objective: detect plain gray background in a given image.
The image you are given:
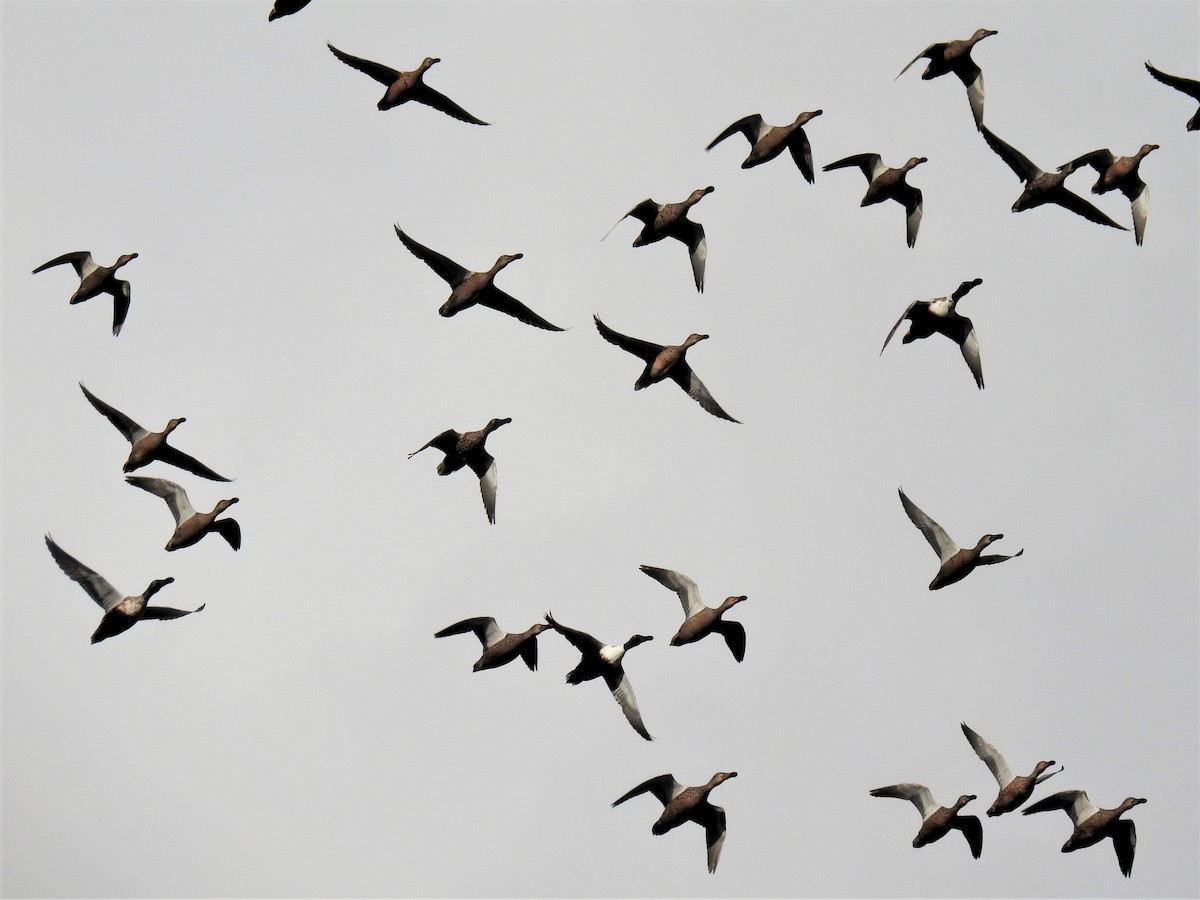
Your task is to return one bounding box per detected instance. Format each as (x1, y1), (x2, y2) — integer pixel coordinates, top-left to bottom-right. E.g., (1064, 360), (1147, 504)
(3, 1), (1197, 896)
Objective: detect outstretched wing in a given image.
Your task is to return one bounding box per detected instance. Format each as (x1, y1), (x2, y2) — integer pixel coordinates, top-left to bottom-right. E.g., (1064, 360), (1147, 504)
(979, 125), (1043, 181)
(898, 487), (960, 562)
(79, 382), (147, 444)
(870, 782), (939, 820)
(394, 226), (469, 287)
(327, 43), (401, 87)
(126, 476), (195, 525)
(33, 250), (94, 278)
(593, 315), (664, 365)
(961, 723), (1015, 788)
(45, 534), (123, 611)
(668, 361), (741, 423)
(1022, 789), (1098, 827)
(639, 565), (706, 618)
(434, 616), (503, 648)
(880, 301), (919, 355)
(612, 773), (682, 808)
(705, 114), (765, 151)
(950, 814), (984, 859)
(477, 287), (565, 332)
(409, 82), (489, 126)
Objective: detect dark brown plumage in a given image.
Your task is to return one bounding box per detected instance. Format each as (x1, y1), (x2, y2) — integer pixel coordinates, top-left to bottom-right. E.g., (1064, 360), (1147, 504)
(613, 772), (738, 873)
(409, 418), (511, 523)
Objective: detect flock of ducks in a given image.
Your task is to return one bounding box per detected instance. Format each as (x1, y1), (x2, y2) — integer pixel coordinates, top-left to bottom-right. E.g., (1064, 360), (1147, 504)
(871, 723), (1146, 877)
(30, 3), (1188, 880)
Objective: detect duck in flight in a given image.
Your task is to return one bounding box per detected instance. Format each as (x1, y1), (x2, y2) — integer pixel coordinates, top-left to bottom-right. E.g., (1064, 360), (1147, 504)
(32, 250), (138, 336)
(327, 44), (488, 123)
(408, 418), (511, 524)
(880, 278), (986, 389)
(898, 487), (1022, 590)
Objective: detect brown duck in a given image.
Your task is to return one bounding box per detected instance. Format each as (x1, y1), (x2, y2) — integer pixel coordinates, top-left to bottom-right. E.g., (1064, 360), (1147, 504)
(126, 476), (241, 551)
(897, 29), (998, 129)
(409, 418), (511, 524)
(961, 723), (1062, 816)
(706, 110), (824, 182)
(593, 315), (740, 423)
(32, 250), (138, 336)
(870, 783), (983, 859)
(898, 487), (1022, 590)
(1058, 144), (1159, 244)
(327, 44), (488, 123)
(45, 534), (203, 644)
(434, 616), (549, 672)
(394, 226), (563, 330)
(613, 771), (738, 873)
(638, 565), (746, 661)
(78, 383), (231, 481)
(1022, 790), (1146, 877)
(822, 154), (926, 247)
(603, 187), (714, 291)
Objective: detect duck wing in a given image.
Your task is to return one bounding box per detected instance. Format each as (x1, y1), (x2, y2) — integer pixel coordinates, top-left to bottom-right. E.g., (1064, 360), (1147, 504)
(126, 476), (195, 526)
(1144, 61), (1200, 99)
(408, 428), (461, 459)
(696, 803), (728, 873)
(603, 668), (653, 741)
(950, 814), (984, 859)
(142, 602), (206, 621)
(327, 43), (401, 87)
(712, 619), (746, 662)
(787, 130), (817, 183)
(593, 315), (664, 364)
(476, 286), (565, 332)
(78, 383), (147, 444)
(896, 43), (943, 79)
(409, 82), (489, 126)
(394, 226), (469, 287)
(110, 281), (131, 336)
(1022, 789), (1098, 827)
(961, 723), (1015, 788)
(435, 616), (504, 648)
(1112, 818), (1137, 877)
(613, 773), (683, 807)
(706, 113), (766, 151)
(32, 250), (94, 278)
(870, 782), (940, 820)
(639, 565), (707, 618)
(943, 314), (984, 389)
(1059, 148), (1115, 175)
(543, 611), (603, 655)
(1052, 188), (1129, 231)
(668, 361), (740, 423)
(154, 444), (233, 482)
(822, 153), (885, 182)
(1127, 183), (1150, 245)
(467, 451), (499, 524)
(44, 534), (123, 611)
(880, 300), (920, 355)
(602, 200), (658, 239)
(898, 488), (960, 562)
(980, 125), (1043, 181)
(212, 518), (242, 551)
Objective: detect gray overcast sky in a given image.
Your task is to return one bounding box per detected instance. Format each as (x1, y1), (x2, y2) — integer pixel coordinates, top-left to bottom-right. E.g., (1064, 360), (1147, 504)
(2, 0), (1197, 897)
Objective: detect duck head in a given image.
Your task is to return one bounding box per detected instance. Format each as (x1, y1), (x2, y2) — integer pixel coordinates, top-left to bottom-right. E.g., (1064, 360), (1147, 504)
(484, 417), (512, 434)
(142, 576), (176, 600)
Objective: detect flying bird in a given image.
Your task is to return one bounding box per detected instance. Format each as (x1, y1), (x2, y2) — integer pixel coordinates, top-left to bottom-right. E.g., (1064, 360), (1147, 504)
(408, 418), (511, 524)
(897, 487), (1023, 590)
(705, 110), (824, 182)
(126, 476), (241, 551)
(638, 565), (747, 662)
(78, 383), (232, 481)
(267, 0), (311, 20)
(394, 226), (563, 331)
(32, 250), (138, 336)
(960, 723), (1062, 816)
(880, 278), (986, 389)
(1144, 61), (1200, 131)
(896, 28), (998, 129)
(603, 187), (714, 291)
(869, 783), (983, 859)
(543, 611), (654, 740)
(593, 315), (740, 423)
(1058, 144), (1159, 245)
(822, 154), (926, 247)
(612, 771), (738, 873)
(326, 44), (488, 123)
(978, 125), (1128, 231)
(434, 616), (550, 672)
(1022, 790), (1146, 877)
(44, 534), (203, 644)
